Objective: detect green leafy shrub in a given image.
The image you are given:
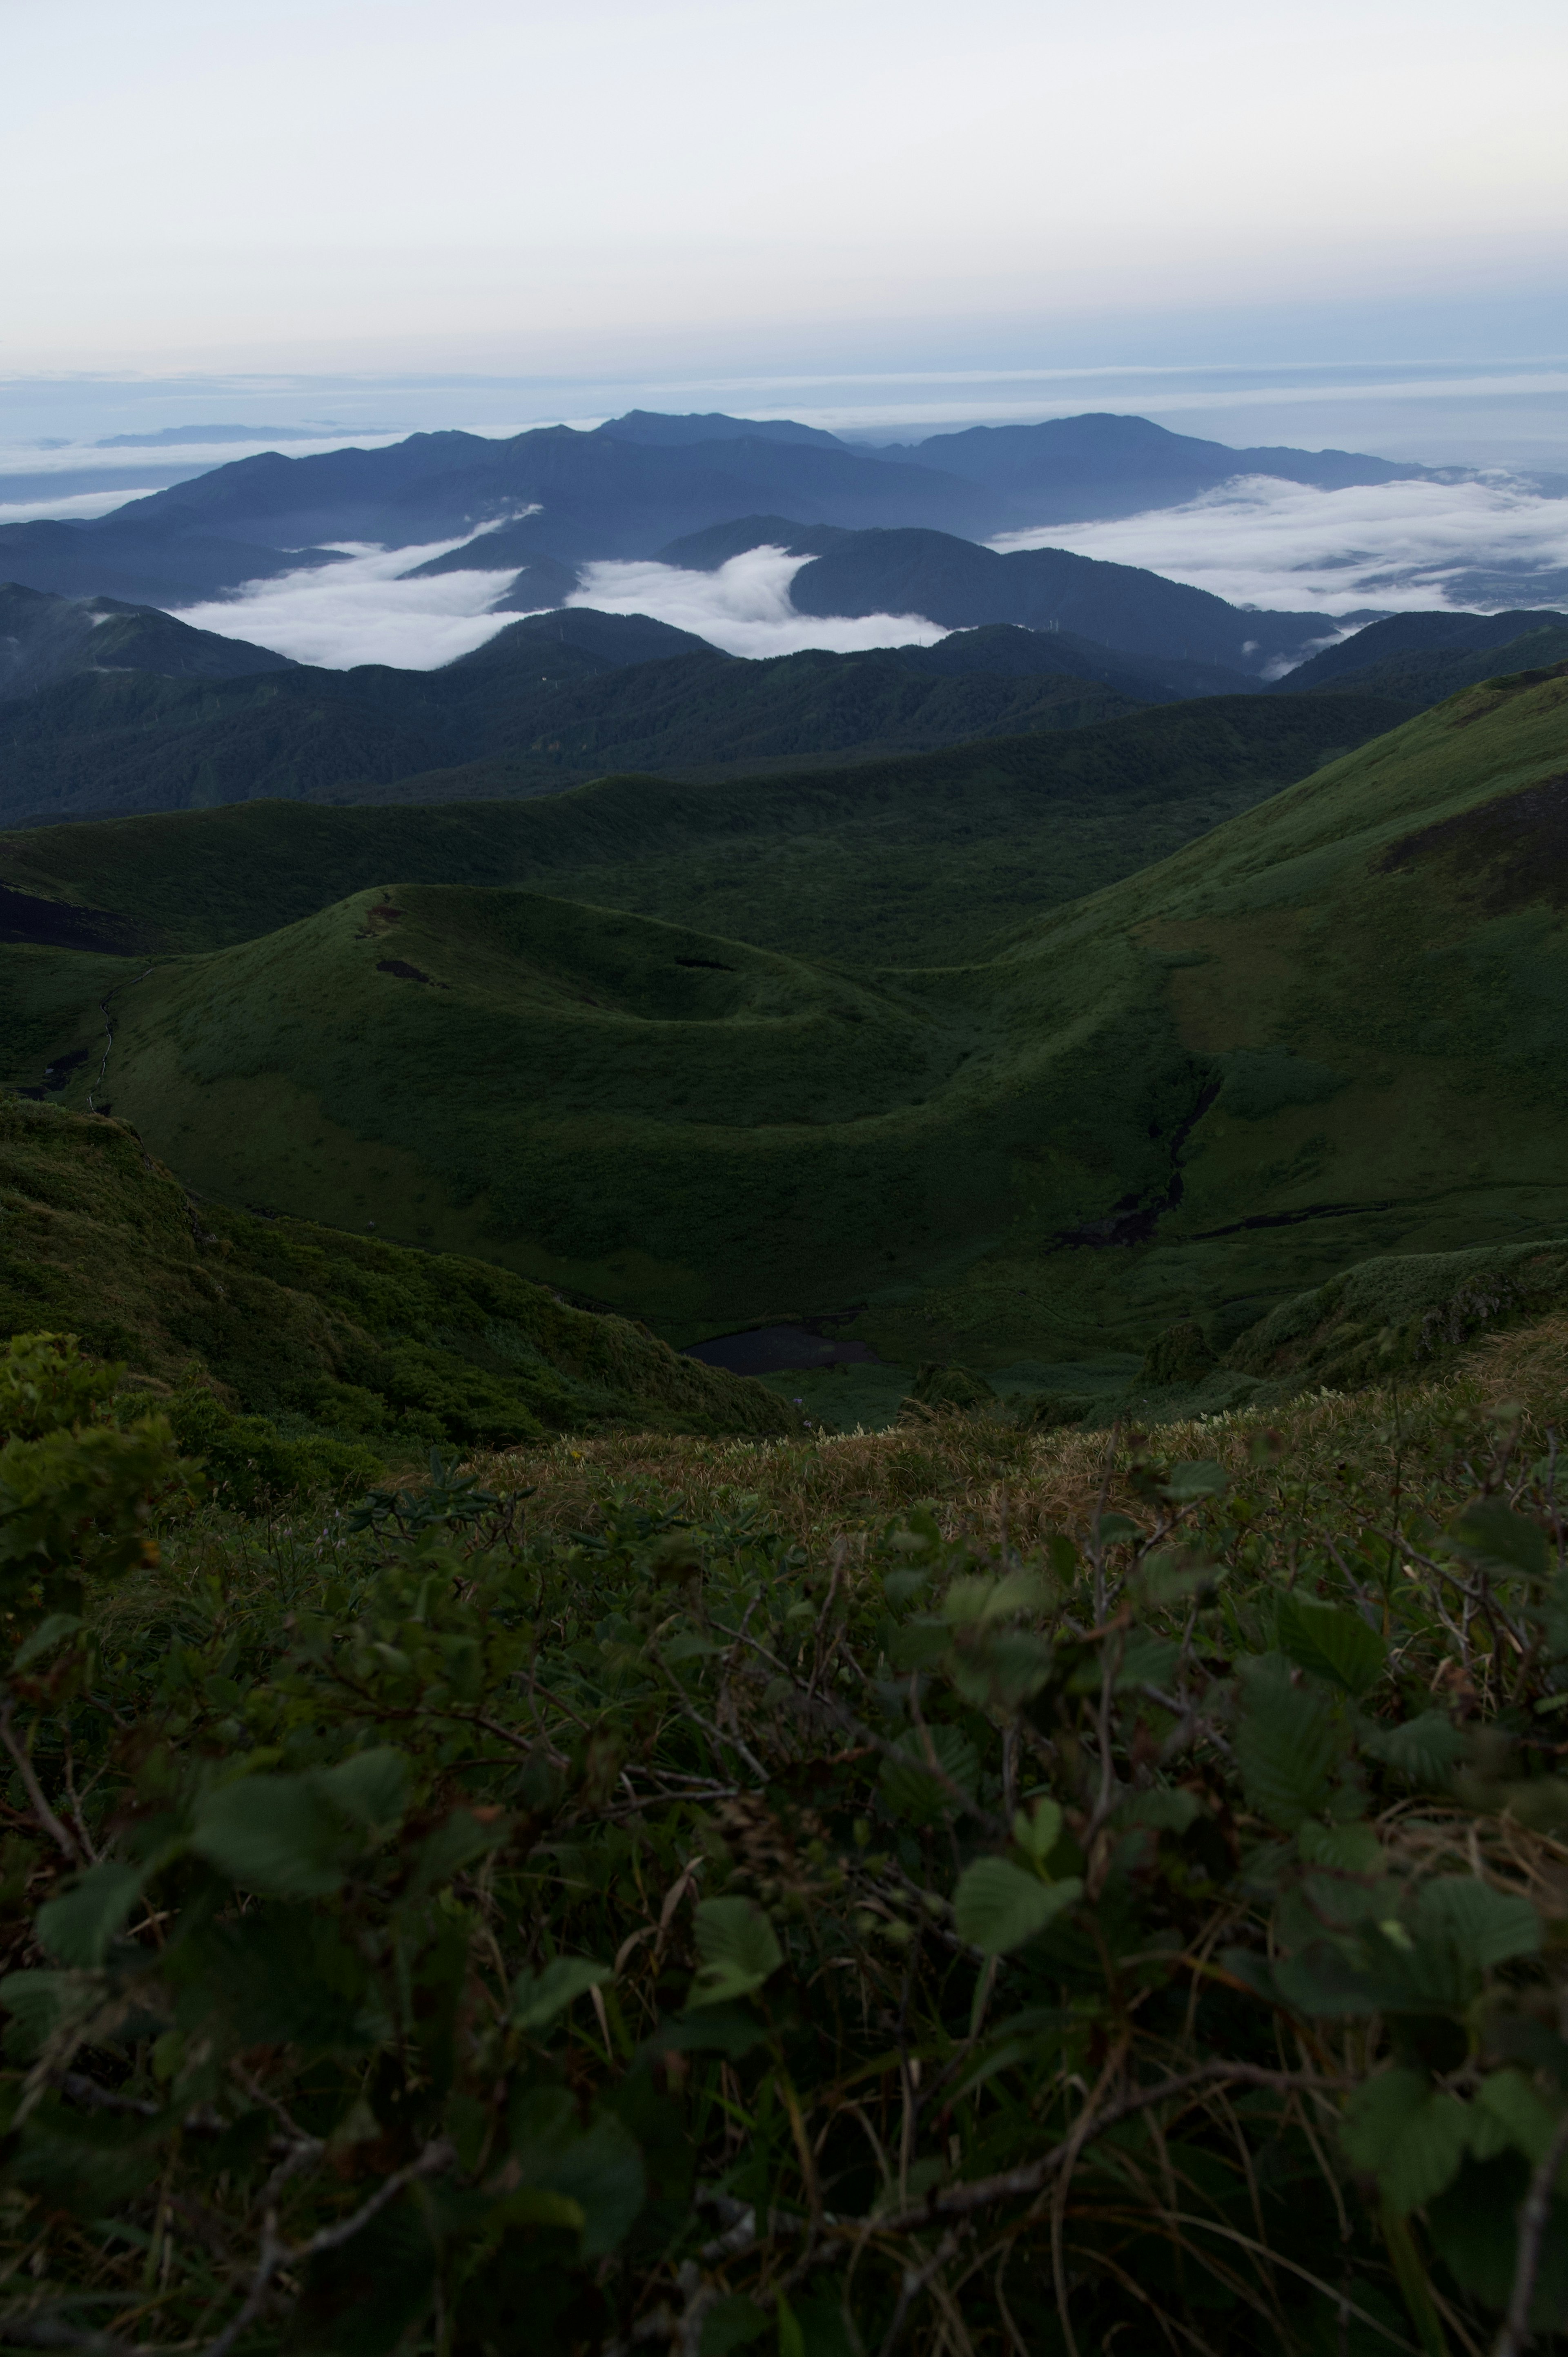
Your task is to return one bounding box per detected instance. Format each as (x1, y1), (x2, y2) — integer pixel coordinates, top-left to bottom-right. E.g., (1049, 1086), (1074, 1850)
(0, 1366), (1566, 2352)
(160, 1387), (385, 1512)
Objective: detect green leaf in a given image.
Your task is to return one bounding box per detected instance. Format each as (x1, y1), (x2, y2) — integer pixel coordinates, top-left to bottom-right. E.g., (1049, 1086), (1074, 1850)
(877, 1726), (979, 1824)
(942, 1570), (1048, 1625)
(192, 1750), (411, 1898)
(1115, 1630), (1181, 1690)
(1474, 2069), (1563, 2165)
(1448, 1498), (1550, 1581)
(1414, 1876), (1539, 1972)
(1277, 1594), (1387, 1697)
(686, 1897), (783, 2009)
(776, 2292), (806, 2357)
(700, 2295), (770, 2355)
(1236, 1660), (1352, 1829)
(953, 1858), (1081, 1955)
(1012, 1797), (1063, 1864)
(1360, 1710), (1464, 1788)
(311, 1748), (410, 1834)
(508, 2088), (645, 2255)
(512, 1957), (612, 2033)
(1341, 2067), (1470, 2214)
(35, 1863), (143, 1968)
(1161, 1459), (1229, 1502)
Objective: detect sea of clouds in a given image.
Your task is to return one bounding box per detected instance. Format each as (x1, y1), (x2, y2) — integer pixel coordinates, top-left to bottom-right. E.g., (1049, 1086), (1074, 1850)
(171, 542), (947, 669)
(994, 473), (1568, 617)
(165, 471), (1568, 672)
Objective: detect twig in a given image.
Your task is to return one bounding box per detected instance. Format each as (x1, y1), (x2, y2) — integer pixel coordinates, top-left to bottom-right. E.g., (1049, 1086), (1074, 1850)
(1492, 2109), (1568, 2357)
(0, 1703), (81, 1864)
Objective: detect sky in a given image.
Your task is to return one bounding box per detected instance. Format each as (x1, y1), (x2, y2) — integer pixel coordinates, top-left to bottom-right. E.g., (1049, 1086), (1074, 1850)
(4, 0), (1566, 392)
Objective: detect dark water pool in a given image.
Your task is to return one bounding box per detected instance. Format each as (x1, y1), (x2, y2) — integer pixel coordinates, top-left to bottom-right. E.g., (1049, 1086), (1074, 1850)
(682, 1324), (882, 1376)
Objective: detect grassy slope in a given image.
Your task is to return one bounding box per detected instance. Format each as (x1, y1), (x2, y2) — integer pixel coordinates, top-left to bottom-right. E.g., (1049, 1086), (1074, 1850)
(4, 670), (1563, 1384)
(0, 1099), (795, 1442)
(0, 691), (1403, 968)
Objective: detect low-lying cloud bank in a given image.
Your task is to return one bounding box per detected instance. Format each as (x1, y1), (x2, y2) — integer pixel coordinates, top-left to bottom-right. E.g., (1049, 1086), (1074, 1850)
(172, 542), (948, 669)
(994, 473), (1568, 615)
(564, 549), (947, 658)
(172, 540), (528, 671)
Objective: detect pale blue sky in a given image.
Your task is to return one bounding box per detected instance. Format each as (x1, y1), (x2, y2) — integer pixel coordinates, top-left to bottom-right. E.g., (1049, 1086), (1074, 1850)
(4, 0), (1564, 378)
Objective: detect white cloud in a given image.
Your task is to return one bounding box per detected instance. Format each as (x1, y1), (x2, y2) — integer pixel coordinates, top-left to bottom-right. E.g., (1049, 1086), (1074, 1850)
(171, 538), (520, 669)
(0, 486), (166, 524)
(991, 474), (1568, 618)
(565, 549), (949, 658)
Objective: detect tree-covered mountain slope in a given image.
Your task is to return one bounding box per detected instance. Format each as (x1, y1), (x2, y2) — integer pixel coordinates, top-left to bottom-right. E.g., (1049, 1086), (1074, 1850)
(0, 582), (296, 700)
(785, 528), (1349, 672)
(1277, 609), (1568, 708)
(0, 586), (1396, 825)
(4, 668), (1563, 1369)
(0, 691), (1403, 964)
(0, 1098), (793, 1442)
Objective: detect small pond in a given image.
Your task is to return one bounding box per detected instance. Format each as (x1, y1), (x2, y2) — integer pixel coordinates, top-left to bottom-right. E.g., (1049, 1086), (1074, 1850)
(682, 1324), (882, 1377)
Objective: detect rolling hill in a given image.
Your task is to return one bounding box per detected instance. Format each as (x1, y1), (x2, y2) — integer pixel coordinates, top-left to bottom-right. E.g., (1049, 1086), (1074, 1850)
(0, 582), (296, 700)
(0, 691), (1405, 965)
(3, 667), (1560, 1392)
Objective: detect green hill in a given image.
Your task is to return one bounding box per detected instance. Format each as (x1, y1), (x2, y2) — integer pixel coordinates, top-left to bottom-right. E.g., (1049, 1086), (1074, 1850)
(0, 691), (1403, 967)
(3, 666), (1564, 1384)
(0, 1098), (793, 1447)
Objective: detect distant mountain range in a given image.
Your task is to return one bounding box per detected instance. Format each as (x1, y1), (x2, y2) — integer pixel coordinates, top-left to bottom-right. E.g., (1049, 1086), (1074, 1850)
(0, 407), (1451, 613)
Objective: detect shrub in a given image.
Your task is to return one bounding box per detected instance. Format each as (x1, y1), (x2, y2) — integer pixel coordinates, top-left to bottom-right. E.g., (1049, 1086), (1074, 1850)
(0, 1351), (1566, 2352)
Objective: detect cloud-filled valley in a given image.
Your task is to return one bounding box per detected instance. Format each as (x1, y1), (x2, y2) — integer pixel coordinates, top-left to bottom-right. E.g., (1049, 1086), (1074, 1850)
(997, 473), (1568, 618)
(161, 466), (1568, 675)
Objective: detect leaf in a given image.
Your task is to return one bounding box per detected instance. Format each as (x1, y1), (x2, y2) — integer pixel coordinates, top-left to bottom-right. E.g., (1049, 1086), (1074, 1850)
(1115, 1630), (1181, 1691)
(953, 1858), (1081, 1956)
(686, 1897), (783, 2009)
(699, 2295), (770, 2355)
(192, 1776), (347, 1899)
(1277, 1594), (1387, 1697)
(192, 1750), (411, 1898)
(508, 2088), (646, 2256)
(1161, 1459), (1229, 1503)
(1360, 1710), (1464, 1788)
(1474, 2069), (1563, 2165)
(512, 1957), (612, 2033)
(1236, 1661), (1351, 1829)
(0, 1969), (97, 2061)
(1414, 1876), (1540, 1973)
(1012, 1797), (1064, 1863)
(35, 1863), (143, 1968)
(1341, 2067), (1470, 2214)
(311, 1748), (411, 1834)
(777, 2293), (806, 2357)
(877, 1726), (979, 1824)
(942, 1570), (1048, 1626)
(1448, 1498), (1550, 1581)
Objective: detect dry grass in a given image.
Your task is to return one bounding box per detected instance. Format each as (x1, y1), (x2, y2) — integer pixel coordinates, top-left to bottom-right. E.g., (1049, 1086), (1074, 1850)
(468, 1322), (1566, 1562)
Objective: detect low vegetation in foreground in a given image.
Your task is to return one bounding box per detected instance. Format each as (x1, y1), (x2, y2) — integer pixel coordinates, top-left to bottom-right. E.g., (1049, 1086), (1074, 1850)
(0, 1314), (1566, 2356)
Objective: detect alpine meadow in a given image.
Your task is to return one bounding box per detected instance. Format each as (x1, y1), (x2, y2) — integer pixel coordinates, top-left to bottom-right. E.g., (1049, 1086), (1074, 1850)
(4, 69), (1568, 2349)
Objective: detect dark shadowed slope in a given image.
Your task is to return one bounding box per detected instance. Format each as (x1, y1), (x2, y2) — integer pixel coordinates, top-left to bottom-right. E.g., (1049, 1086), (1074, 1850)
(786, 529), (1348, 673)
(0, 582), (296, 699)
(0, 691), (1406, 964)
